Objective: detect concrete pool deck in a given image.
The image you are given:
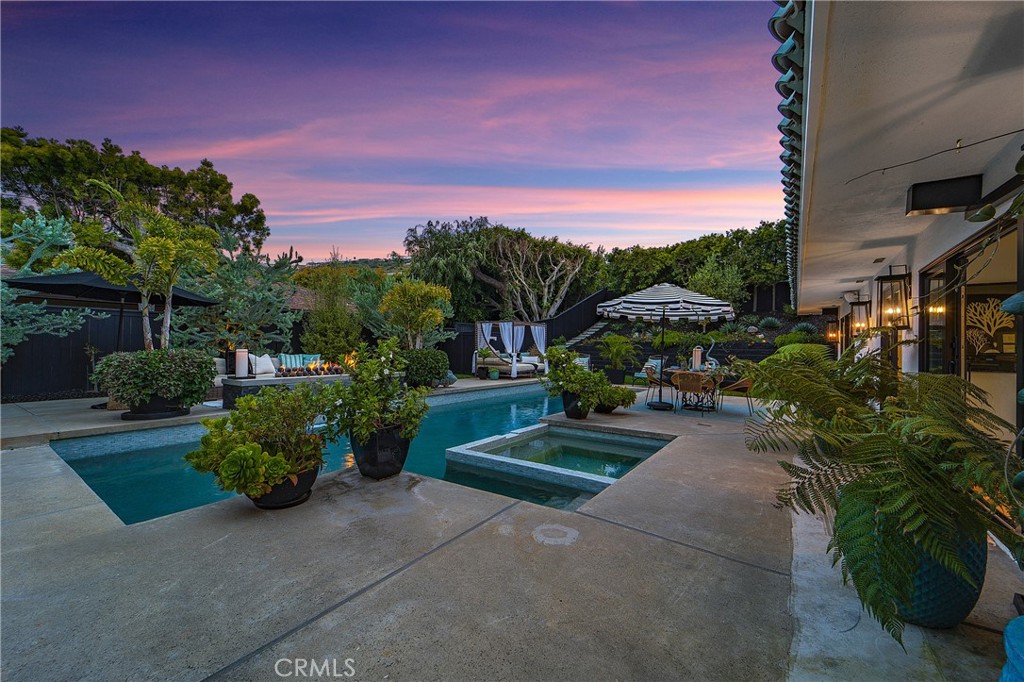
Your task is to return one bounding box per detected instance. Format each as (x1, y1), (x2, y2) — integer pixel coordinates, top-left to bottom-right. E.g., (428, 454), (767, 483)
(1, 393), (1021, 680)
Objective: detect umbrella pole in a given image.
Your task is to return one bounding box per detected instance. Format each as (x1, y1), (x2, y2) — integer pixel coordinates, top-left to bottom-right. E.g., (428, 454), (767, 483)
(647, 307), (673, 411)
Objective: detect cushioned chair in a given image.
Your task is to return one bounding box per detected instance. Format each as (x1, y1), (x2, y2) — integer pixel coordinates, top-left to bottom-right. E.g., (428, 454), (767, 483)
(634, 357), (661, 385)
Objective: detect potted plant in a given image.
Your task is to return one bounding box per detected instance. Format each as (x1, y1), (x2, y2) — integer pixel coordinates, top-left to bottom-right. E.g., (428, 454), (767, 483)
(594, 384), (638, 414)
(542, 346), (605, 419)
(93, 348), (214, 420)
(326, 338), (430, 479)
(595, 333), (640, 384)
(488, 367), (500, 380)
(185, 382), (336, 509)
(733, 341), (1021, 643)
(476, 346), (493, 380)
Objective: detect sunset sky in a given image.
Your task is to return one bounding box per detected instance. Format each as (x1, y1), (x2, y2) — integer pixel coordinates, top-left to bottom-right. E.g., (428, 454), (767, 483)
(1, 1), (784, 260)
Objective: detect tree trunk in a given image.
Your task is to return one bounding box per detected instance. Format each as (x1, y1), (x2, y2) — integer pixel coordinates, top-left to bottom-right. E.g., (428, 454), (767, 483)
(140, 299), (154, 351)
(161, 296), (174, 350)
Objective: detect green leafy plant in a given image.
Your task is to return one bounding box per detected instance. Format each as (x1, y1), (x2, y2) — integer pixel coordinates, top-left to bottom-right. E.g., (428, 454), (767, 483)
(541, 346), (607, 411)
(594, 333), (640, 370)
(93, 348), (214, 408)
(739, 314), (762, 327)
(759, 316), (783, 330)
(185, 383), (333, 497)
(733, 342), (1020, 643)
(774, 331), (824, 348)
(476, 346), (493, 360)
(717, 321), (745, 335)
(651, 329), (683, 351)
(402, 348), (450, 387)
(596, 384), (638, 410)
(325, 338), (430, 445)
(790, 321), (819, 335)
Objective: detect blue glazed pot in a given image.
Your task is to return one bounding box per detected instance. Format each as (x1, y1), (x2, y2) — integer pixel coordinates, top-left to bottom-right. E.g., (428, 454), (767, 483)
(897, 527), (987, 629)
(1002, 616), (1024, 682)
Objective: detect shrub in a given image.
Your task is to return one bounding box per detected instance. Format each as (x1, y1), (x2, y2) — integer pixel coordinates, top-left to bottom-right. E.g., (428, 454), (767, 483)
(717, 321), (745, 335)
(759, 316), (783, 330)
(301, 303), (362, 363)
(651, 330), (683, 351)
(739, 314), (761, 326)
(94, 348), (214, 408)
(596, 384), (638, 409)
(542, 347), (607, 410)
(402, 348), (450, 387)
(594, 333), (641, 370)
(677, 332), (712, 352)
(774, 331), (824, 348)
(790, 321), (819, 334)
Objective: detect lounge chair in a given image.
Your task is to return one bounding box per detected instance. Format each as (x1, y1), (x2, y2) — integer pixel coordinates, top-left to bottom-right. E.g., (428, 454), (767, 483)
(476, 349), (539, 377)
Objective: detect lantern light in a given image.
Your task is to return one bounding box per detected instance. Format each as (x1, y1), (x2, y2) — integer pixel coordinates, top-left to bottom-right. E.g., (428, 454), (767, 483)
(850, 300), (872, 334)
(825, 319), (840, 344)
(876, 265), (911, 330)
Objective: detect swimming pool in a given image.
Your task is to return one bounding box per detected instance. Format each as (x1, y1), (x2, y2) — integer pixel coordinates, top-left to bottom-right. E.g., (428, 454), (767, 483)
(52, 386), (566, 524)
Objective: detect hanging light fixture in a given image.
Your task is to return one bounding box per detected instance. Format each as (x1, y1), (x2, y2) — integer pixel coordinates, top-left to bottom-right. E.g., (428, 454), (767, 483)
(876, 265), (911, 330)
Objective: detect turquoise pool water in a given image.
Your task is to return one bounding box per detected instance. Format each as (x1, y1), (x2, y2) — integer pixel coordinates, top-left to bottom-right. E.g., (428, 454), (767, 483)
(483, 430), (662, 479)
(52, 388), (564, 524)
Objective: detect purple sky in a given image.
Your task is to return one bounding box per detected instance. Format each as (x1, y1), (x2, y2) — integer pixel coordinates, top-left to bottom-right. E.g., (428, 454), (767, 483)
(2, 1), (784, 260)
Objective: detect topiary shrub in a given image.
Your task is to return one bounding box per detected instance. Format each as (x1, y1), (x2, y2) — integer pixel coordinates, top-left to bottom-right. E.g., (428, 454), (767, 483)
(774, 331), (824, 348)
(759, 316), (783, 330)
(790, 321), (819, 334)
(93, 348), (214, 408)
(402, 348), (450, 387)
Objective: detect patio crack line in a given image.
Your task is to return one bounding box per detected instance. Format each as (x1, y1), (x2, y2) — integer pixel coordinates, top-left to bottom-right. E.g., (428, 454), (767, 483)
(202, 499), (521, 681)
(575, 510), (791, 578)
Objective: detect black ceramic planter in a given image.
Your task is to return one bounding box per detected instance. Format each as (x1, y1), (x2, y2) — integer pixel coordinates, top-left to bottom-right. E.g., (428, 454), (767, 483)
(351, 426), (412, 479)
(122, 395), (189, 421)
(249, 467), (320, 509)
(594, 403), (616, 414)
(561, 391), (590, 420)
(603, 367), (626, 385)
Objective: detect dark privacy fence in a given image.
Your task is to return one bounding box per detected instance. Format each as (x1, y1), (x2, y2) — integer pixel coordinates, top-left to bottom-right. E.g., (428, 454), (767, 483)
(1, 305), (149, 401)
(541, 289), (609, 343)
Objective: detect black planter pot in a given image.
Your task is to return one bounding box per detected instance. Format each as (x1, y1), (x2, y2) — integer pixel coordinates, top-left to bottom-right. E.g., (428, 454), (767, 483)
(249, 467), (320, 510)
(351, 426), (412, 479)
(595, 403), (616, 414)
(122, 394), (189, 421)
(561, 391), (590, 420)
(476, 367), (489, 380)
(603, 367), (626, 385)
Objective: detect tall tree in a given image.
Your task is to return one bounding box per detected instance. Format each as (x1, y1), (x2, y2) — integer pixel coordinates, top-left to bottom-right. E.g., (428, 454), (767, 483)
(174, 236), (304, 355)
(54, 182), (219, 350)
(379, 280), (453, 349)
(0, 215), (107, 363)
(687, 254), (749, 311)
(1, 128), (267, 251)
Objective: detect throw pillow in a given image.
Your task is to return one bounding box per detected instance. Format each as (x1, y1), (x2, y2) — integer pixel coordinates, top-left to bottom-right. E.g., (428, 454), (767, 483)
(250, 353), (277, 375)
(279, 353), (304, 369)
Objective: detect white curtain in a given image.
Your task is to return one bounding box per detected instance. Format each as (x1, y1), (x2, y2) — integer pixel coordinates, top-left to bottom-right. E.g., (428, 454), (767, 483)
(498, 321), (515, 377)
(532, 325), (547, 373)
(511, 325), (526, 378)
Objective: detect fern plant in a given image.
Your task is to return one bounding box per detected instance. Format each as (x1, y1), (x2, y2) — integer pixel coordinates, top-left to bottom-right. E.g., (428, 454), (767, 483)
(733, 342), (1021, 644)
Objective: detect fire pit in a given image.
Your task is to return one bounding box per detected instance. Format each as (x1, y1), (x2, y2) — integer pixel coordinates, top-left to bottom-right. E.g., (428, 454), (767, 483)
(276, 361), (346, 378)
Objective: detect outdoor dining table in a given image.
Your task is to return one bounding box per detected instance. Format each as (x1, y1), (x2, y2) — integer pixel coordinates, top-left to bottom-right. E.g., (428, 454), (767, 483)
(666, 369), (719, 412)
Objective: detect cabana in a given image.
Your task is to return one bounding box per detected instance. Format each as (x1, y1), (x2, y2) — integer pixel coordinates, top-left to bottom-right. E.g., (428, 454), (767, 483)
(473, 321), (548, 378)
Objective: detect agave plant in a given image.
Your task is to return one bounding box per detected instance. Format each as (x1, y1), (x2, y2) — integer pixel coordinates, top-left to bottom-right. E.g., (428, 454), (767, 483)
(790, 321), (819, 334)
(733, 342), (1021, 643)
(758, 316), (783, 330)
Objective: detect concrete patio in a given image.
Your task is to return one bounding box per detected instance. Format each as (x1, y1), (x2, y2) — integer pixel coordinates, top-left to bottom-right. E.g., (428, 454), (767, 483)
(1, 393), (1019, 681)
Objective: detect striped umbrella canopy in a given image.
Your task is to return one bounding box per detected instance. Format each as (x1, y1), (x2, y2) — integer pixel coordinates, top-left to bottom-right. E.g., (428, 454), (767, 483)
(597, 283), (735, 322)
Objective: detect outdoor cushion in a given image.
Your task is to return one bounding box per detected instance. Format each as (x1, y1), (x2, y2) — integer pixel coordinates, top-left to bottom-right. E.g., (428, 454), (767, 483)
(250, 353), (277, 376)
(279, 353), (304, 368)
(213, 358), (227, 375)
(301, 353), (322, 365)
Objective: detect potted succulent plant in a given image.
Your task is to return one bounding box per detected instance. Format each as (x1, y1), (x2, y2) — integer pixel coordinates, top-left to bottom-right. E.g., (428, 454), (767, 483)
(326, 338), (430, 479)
(185, 382), (337, 509)
(733, 341), (1021, 643)
(542, 346), (605, 419)
(93, 348), (214, 420)
(594, 384), (638, 414)
(594, 333), (640, 384)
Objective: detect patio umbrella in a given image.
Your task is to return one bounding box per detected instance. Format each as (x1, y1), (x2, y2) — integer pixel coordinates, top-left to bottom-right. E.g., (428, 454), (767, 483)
(4, 272), (217, 352)
(597, 283), (735, 410)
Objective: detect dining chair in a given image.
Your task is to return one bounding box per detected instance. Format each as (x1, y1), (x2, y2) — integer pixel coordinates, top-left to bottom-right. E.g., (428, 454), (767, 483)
(671, 371), (717, 413)
(717, 377), (754, 415)
(643, 364), (675, 405)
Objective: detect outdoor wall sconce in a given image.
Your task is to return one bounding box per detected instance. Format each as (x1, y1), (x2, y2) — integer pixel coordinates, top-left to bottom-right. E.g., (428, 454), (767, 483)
(825, 319), (840, 345)
(906, 175), (983, 216)
(876, 265), (911, 330)
(850, 299), (872, 334)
